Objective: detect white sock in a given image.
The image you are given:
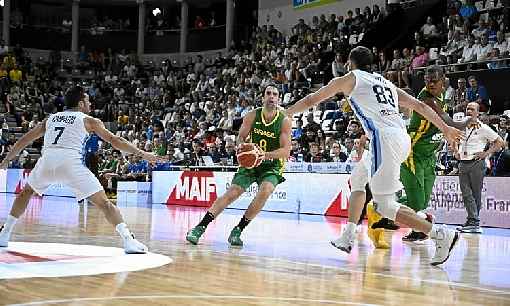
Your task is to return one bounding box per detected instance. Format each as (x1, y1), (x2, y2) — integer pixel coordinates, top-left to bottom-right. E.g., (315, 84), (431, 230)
(417, 211), (427, 219)
(115, 223), (132, 239)
(2, 215), (18, 234)
(344, 222), (357, 236)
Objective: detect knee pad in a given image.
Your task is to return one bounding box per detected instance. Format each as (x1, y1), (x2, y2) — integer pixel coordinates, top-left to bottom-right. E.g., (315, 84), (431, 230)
(372, 194), (401, 221)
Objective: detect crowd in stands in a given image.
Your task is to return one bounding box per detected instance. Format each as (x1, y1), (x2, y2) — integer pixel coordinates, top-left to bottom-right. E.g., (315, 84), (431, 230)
(1, 1), (510, 199)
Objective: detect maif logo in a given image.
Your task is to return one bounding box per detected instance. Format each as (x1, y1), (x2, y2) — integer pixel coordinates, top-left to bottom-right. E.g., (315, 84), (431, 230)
(167, 171), (217, 206)
(0, 242), (172, 279)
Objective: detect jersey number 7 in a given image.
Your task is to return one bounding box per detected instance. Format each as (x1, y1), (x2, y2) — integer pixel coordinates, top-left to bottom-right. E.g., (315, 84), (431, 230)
(52, 127), (66, 145)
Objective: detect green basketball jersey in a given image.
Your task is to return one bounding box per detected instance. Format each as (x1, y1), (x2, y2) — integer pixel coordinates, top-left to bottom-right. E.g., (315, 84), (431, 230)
(407, 88), (445, 158)
(250, 108), (285, 171)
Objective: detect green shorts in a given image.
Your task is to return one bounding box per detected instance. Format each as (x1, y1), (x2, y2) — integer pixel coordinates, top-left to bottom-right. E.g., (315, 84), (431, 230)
(231, 162), (285, 190)
(400, 154), (436, 212)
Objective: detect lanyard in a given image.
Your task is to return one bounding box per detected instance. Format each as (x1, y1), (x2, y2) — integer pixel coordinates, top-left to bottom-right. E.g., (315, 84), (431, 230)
(463, 127), (477, 157)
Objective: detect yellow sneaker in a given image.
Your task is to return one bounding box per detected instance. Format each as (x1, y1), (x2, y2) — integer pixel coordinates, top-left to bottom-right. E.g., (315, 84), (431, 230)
(367, 203), (390, 249)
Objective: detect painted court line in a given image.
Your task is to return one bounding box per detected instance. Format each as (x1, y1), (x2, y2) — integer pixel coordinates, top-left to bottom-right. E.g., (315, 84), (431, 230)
(8, 295), (379, 306)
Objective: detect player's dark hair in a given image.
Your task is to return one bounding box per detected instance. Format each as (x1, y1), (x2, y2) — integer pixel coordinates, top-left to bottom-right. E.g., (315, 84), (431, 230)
(65, 85), (85, 108)
(263, 83), (280, 96)
(348, 46), (373, 72)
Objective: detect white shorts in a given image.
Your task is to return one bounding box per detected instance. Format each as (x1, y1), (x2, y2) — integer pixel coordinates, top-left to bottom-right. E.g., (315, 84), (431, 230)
(27, 149), (103, 201)
(351, 129), (411, 195)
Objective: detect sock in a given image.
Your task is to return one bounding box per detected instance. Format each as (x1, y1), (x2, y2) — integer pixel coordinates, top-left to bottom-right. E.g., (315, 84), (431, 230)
(115, 222), (132, 239)
(417, 211), (427, 219)
(345, 222), (357, 236)
(2, 215), (18, 234)
(197, 211), (215, 227)
(236, 216), (251, 231)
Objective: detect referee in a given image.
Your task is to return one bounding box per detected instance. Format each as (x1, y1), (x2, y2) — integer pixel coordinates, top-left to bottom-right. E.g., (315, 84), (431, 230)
(456, 102), (505, 233)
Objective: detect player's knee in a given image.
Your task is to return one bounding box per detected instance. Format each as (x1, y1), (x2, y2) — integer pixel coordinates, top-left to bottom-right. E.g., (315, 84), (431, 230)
(372, 194), (401, 221)
(258, 183), (274, 198)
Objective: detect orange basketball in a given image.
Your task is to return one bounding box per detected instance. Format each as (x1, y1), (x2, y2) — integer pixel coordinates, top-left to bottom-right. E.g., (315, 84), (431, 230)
(237, 143), (261, 169)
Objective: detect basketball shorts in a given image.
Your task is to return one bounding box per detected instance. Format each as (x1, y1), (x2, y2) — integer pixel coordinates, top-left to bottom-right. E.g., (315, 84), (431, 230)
(400, 153), (436, 212)
(232, 162), (285, 190)
(27, 149), (103, 201)
(351, 129), (411, 195)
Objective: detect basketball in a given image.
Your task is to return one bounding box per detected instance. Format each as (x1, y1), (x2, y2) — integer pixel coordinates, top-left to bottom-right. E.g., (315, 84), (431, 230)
(237, 143), (262, 169)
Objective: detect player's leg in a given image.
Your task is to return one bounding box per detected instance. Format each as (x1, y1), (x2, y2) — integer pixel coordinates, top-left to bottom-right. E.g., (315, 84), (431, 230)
(331, 158), (369, 253)
(228, 180), (276, 246)
(1, 157), (50, 247)
(87, 190), (147, 254)
(64, 162), (146, 254)
(371, 132), (459, 265)
(0, 184), (36, 247)
(186, 168), (253, 245)
(402, 157), (435, 241)
(186, 184), (245, 245)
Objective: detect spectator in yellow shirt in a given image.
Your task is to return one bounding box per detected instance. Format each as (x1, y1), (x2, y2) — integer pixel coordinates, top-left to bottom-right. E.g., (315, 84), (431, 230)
(3, 52), (16, 70)
(9, 65), (22, 83)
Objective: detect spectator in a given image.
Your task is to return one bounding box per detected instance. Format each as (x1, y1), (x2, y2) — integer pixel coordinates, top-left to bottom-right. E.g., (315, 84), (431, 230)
(466, 76), (490, 112)
(421, 16), (440, 41)
(305, 142), (325, 162)
(459, 0), (478, 21)
(475, 35), (493, 61)
(304, 113), (321, 134)
(9, 65), (22, 83)
(459, 35), (478, 63)
(411, 46), (429, 69)
(329, 141), (348, 162)
(292, 119), (304, 140)
(332, 53), (347, 78)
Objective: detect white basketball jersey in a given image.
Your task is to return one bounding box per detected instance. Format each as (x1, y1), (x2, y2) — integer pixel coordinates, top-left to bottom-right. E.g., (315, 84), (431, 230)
(43, 111), (90, 155)
(348, 69), (406, 139)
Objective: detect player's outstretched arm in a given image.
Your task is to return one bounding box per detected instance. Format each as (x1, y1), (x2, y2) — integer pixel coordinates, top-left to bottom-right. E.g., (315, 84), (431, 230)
(285, 73), (355, 117)
(236, 110), (256, 146)
(421, 97), (478, 130)
(0, 119), (47, 169)
(397, 88), (463, 147)
(263, 117), (292, 160)
(84, 117), (166, 164)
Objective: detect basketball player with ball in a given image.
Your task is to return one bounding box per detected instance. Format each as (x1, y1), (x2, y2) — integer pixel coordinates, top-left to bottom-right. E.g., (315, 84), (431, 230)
(186, 84), (292, 246)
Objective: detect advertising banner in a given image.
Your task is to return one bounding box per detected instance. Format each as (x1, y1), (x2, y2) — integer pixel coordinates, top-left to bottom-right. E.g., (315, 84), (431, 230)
(152, 171), (351, 216)
(426, 176), (510, 228)
(117, 182), (152, 204)
(285, 161), (354, 173)
(293, 0), (338, 10)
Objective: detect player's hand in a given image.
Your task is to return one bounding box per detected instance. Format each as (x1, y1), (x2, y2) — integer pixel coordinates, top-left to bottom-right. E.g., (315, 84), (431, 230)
(142, 152), (168, 164)
(443, 126), (463, 147)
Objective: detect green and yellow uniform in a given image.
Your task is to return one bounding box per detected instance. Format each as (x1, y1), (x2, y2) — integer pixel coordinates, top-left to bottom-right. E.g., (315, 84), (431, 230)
(400, 88), (445, 212)
(232, 108), (286, 189)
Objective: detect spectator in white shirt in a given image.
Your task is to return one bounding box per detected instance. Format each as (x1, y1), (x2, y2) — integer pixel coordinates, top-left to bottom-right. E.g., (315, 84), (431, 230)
(493, 31), (508, 54)
(421, 16), (439, 40)
(476, 35), (492, 61)
(459, 36), (477, 63)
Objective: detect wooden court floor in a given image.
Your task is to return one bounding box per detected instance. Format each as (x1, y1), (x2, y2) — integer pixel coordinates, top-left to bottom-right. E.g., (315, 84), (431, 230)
(0, 194), (509, 306)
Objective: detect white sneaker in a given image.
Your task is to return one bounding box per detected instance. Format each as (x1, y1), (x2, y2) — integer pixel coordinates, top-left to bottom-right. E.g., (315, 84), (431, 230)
(123, 234), (148, 254)
(330, 230), (355, 254)
(431, 225), (459, 266)
(0, 225), (10, 247)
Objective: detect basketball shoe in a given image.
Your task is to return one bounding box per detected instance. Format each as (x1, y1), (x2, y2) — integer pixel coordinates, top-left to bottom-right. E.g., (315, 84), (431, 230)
(367, 204), (390, 249)
(228, 226), (243, 246)
(430, 225), (460, 266)
(331, 230), (355, 253)
(123, 234), (148, 254)
(186, 225), (206, 245)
